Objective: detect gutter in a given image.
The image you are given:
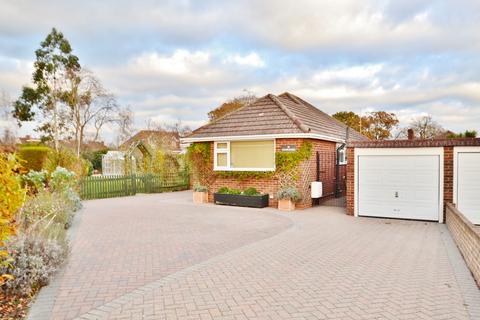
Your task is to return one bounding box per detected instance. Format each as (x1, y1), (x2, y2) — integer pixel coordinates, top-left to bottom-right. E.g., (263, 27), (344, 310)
(181, 133), (346, 144)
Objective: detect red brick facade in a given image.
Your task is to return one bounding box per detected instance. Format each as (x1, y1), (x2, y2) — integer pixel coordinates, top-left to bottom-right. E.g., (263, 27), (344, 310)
(196, 138), (339, 209)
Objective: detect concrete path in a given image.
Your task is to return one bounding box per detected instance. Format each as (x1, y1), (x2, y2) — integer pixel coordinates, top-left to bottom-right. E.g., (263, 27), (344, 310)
(29, 191), (480, 320)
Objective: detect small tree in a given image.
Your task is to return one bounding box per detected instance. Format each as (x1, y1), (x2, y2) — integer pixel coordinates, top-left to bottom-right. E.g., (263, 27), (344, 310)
(447, 130), (478, 138)
(13, 28), (80, 150)
(362, 111), (399, 140)
(332, 111), (362, 133)
(208, 92), (257, 122)
(63, 69), (118, 156)
(115, 106), (135, 146)
(333, 110), (399, 140)
(410, 115), (444, 139)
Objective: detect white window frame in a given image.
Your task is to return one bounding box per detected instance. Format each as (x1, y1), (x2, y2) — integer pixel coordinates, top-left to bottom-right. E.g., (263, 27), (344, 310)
(214, 141), (230, 170)
(213, 140), (276, 171)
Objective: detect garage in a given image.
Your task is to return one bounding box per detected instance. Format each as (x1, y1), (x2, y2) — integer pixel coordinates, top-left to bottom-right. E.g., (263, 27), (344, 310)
(355, 148), (443, 222)
(455, 147), (480, 224)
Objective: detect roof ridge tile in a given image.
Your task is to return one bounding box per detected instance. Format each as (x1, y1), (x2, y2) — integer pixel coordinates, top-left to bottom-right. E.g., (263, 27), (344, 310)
(267, 94), (310, 133)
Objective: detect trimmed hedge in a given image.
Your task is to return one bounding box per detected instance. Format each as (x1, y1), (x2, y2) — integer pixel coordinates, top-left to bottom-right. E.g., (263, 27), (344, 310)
(18, 145), (51, 171)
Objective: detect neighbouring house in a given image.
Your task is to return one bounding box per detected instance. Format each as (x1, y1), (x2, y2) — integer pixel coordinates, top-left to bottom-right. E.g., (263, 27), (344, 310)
(59, 139), (108, 153)
(182, 92), (367, 209)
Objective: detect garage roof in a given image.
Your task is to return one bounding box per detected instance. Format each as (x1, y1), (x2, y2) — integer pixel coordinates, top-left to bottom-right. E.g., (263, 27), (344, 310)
(349, 138), (480, 148)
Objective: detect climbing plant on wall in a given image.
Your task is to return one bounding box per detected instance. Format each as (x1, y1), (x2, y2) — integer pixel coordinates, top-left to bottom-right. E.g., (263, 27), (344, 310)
(213, 141), (313, 181)
(187, 142), (213, 186)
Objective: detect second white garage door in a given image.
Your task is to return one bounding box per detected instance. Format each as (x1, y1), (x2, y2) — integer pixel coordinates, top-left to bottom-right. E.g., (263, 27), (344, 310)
(457, 152), (480, 224)
(358, 155), (440, 221)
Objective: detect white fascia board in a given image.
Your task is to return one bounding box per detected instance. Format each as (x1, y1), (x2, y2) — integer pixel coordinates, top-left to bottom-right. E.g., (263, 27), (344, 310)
(181, 133), (345, 144)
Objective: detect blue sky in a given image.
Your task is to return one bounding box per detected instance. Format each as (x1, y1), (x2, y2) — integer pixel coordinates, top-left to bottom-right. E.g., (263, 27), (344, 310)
(1, 0), (480, 142)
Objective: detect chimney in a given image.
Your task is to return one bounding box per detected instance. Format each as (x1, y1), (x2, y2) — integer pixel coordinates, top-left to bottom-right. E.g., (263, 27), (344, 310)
(407, 129), (414, 140)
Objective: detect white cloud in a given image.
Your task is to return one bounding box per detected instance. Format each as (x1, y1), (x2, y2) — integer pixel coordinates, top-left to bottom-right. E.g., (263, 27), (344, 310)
(224, 52), (265, 68)
(131, 50), (210, 75)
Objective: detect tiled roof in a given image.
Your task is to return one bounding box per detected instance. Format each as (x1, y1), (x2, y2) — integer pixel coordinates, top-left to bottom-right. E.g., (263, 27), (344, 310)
(187, 92), (367, 142)
(120, 130), (180, 151)
(349, 138), (480, 148)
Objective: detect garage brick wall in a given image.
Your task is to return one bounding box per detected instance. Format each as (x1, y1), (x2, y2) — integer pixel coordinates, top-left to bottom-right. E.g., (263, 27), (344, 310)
(446, 203), (480, 286)
(199, 138), (337, 209)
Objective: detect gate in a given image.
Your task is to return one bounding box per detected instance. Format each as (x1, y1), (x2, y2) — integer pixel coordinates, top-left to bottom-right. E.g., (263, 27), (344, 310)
(313, 147), (347, 207)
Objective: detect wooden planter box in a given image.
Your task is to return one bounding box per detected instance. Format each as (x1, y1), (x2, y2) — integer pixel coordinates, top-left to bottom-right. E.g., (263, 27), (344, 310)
(213, 193), (269, 208)
(278, 199), (296, 211)
(193, 191), (208, 204)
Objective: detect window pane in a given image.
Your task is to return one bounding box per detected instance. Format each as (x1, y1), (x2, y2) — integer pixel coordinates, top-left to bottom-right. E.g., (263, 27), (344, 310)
(230, 140), (274, 169)
(217, 142), (228, 149)
(217, 153), (227, 167)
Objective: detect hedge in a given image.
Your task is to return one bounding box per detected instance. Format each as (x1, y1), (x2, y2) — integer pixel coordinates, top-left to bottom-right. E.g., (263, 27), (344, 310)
(18, 145), (51, 171)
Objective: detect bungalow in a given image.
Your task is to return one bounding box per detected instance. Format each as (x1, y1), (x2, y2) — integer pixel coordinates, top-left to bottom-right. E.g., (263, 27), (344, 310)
(182, 92), (367, 209)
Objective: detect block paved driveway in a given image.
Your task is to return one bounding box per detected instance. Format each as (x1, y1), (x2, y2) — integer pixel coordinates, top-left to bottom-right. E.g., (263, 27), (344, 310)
(29, 191), (480, 320)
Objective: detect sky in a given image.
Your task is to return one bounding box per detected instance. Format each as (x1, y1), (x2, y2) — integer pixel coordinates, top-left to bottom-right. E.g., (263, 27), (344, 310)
(1, 0), (480, 143)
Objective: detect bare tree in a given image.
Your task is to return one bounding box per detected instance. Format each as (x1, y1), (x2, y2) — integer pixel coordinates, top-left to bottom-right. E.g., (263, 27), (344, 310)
(0, 90), (17, 145)
(410, 115), (445, 139)
(64, 70), (118, 156)
(115, 106), (134, 146)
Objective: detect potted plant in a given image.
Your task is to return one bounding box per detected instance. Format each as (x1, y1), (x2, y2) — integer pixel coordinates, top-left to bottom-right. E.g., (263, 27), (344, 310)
(193, 184), (209, 204)
(214, 187), (269, 208)
(277, 187), (301, 211)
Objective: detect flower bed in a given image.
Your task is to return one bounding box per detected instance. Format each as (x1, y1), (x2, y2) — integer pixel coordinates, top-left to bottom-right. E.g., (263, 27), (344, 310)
(1, 160), (82, 319)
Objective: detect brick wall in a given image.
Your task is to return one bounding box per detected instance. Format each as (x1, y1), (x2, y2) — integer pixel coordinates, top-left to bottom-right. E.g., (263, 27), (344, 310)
(346, 147), (355, 215)
(197, 138), (337, 209)
(446, 203), (480, 286)
(444, 146), (454, 205)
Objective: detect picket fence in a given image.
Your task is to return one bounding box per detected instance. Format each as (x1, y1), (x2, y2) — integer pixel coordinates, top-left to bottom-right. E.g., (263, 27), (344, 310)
(80, 171), (189, 200)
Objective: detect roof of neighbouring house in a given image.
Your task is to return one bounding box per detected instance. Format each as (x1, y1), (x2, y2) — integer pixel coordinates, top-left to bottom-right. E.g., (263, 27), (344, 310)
(119, 130), (180, 151)
(185, 92), (368, 142)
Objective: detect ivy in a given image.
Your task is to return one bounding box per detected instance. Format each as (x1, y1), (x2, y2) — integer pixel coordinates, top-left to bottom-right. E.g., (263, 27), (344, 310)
(187, 142), (212, 185)
(187, 142), (210, 164)
(275, 141), (312, 172)
(214, 141), (312, 181)
(215, 170), (275, 181)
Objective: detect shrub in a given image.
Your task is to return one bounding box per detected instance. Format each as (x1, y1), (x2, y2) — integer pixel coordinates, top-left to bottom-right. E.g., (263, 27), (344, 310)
(44, 148), (89, 178)
(49, 167), (77, 193)
(0, 154), (26, 285)
(277, 187), (301, 202)
(217, 187), (242, 195)
(243, 187), (261, 196)
(0, 234), (68, 296)
(82, 149), (108, 172)
(22, 169), (48, 193)
(18, 190), (75, 237)
(193, 184), (208, 192)
(18, 145), (51, 171)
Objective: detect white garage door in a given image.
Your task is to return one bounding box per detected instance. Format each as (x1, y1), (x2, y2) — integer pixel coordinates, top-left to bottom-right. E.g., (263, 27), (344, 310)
(457, 152), (480, 225)
(358, 155), (440, 221)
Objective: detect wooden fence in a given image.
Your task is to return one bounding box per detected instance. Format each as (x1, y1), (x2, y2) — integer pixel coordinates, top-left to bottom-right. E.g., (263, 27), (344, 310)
(80, 171), (189, 200)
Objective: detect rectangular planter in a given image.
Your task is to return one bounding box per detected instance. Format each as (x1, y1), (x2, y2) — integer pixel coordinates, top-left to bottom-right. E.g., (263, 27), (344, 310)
(193, 191), (208, 204)
(213, 193), (269, 208)
(278, 199), (296, 211)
